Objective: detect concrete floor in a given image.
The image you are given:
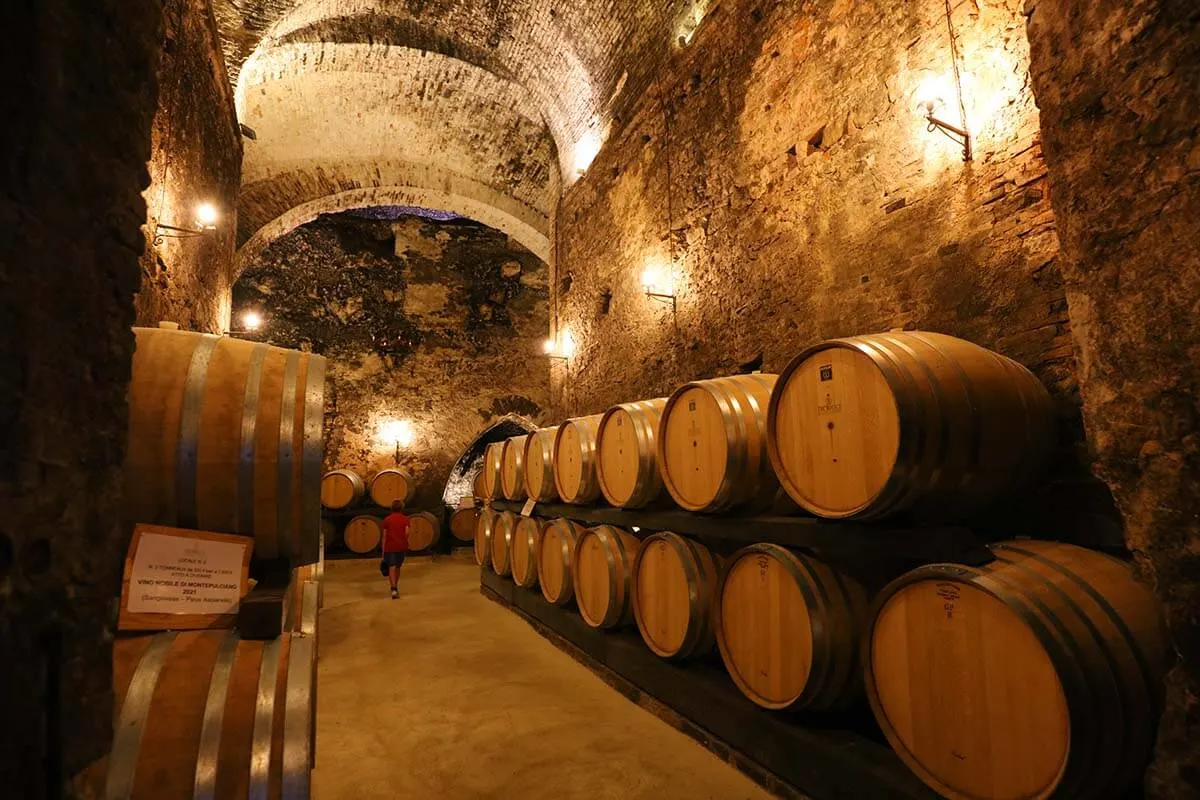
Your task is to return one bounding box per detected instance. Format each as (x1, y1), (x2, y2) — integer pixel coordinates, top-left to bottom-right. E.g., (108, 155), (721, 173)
(312, 555), (772, 800)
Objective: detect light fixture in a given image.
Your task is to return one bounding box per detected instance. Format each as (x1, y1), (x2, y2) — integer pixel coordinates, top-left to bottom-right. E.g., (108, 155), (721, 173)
(379, 419), (415, 465)
(241, 310), (263, 331)
(542, 329), (576, 363)
(573, 129), (603, 177)
(641, 262), (677, 311)
(918, 94), (972, 162)
(154, 201), (221, 244)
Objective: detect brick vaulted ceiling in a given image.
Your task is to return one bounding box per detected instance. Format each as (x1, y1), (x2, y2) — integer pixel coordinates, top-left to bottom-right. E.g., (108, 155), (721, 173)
(219, 0), (706, 267)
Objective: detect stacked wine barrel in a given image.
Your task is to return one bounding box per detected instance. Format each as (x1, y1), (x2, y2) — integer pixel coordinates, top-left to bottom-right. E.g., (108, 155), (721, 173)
(471, 331), (1173, 800)
(319, 466), (453, 554)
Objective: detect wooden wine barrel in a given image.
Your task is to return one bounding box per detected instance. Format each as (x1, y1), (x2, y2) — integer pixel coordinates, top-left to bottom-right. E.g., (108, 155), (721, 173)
(472, 470), (486, 501)
(449, 507), (479, 543)
(573, 525), (640, 629)
(597, 398), (668, 509)
(715, 544), (867, 711)
(865, 540), (1172, 800)
(407, 511), (441, 552)
(522, 427), (559, 502)
(490, 512), (517, 576)
(539, 518), (585, 606)
(658, 374), (779, 512)
(107, 629), (315, 799)
(767, 331), (1055, 521)
(320, 469), (364, 510)
(369, 468), (414, 509)
(343, 515), (382, 554)
(510, 516), (546, 589)
(473, 508), (496, 568)
(124, 327), (327, 565)
(501, 435), (530, 501)
(553, 415), (604, 504)
(482, 443), (504, 500)
(632, 532), (720, 659)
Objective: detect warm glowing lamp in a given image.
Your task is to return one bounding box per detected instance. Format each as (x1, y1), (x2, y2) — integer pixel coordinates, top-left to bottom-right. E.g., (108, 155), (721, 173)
(194, 202), (219, 229)
(641, 262), (677, 311)
(573, 130), (603, 176)
(154, 200), (221, 244)
(379, 419), (415, 464)
(543, 330), (576, 363)
(916, 73), (972, 161)
(241, 310), (263, 331)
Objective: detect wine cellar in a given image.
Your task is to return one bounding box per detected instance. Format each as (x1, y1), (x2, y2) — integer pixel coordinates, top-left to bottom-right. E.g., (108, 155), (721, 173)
(4, 0), (1198, 798)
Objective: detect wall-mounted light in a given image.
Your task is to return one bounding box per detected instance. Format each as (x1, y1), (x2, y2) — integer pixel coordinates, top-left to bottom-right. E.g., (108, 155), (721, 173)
(641, 262), (677, 312)
(241, 310), (264, 331)
(573, 128), (604, 177)
(918, 94), (972, 162)
(674, 0), (710, 48)
(542, 329), (576, 363)
(154, 201), (221, 244)
(379, 419), (415, 465)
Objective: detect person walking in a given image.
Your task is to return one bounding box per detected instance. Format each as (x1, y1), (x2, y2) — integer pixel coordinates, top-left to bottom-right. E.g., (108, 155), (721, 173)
(381, 500), (410, 599)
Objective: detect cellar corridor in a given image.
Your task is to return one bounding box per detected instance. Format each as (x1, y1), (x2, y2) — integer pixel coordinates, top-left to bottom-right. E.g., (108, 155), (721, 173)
(311, 556), (769, 800)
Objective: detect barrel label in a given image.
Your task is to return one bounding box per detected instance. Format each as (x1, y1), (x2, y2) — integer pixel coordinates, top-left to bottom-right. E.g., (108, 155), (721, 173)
(817, 393), (842, 415)
(819, 364), (833, 381)
(688, 400), (696, 411)
(936, 583), (960, 619)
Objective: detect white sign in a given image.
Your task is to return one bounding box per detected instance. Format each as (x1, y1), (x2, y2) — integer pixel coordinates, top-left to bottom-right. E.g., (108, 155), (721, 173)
(127, 533), (247, 615)
(520, 498), (537, 517)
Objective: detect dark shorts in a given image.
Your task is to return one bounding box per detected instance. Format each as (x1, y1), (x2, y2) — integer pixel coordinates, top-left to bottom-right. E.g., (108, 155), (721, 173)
(383, 551), (406, 568)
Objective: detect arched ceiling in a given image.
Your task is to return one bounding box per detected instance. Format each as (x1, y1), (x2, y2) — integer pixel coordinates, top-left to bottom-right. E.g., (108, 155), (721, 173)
(220, 0), (708, 264)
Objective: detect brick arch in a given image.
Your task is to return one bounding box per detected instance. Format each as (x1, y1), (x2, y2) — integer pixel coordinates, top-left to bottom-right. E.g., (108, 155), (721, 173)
(236, 181), (551, 276)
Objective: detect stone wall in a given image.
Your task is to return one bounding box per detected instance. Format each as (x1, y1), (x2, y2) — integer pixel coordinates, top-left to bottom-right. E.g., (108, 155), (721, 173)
(0, 2), (161, 796)
(138, 0), (242, 332)
(555, 0), (1092, 529)
(1025, 1), (1200, 794)
(234, 212), (550, 510)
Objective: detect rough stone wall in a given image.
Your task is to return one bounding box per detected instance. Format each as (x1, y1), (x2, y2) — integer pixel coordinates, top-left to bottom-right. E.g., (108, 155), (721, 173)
(0, 2), (160, 796)
(556, 0), (1085, 524)
(234, 212), (550, 510)
(138, 0), (242, 332)
(1024, 2), (1200, 794)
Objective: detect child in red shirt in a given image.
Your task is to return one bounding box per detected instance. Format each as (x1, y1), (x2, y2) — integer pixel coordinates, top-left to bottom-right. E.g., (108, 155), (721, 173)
(382, 501), (410, 599)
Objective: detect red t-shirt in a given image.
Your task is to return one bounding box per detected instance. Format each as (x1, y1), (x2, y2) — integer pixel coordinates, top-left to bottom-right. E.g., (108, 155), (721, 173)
(382, 512), (410, 553)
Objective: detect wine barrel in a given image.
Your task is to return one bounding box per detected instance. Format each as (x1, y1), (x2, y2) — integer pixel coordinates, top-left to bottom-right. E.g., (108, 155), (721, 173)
(320, 469), (364, 510)
(473, 508), (496, 568)
(553, 415), (604, 504)
(865, 540), (1172, 800)
(573, 525), (640, 629)
(767, 331), (1055, 521)
(343, 515), (382, 554)
(597, 398), (668, 508)
(449, 507), (478, 543)
(632, 532), (720, 659)
(510, 516), (546, 589)
(539, 518), (584, 606)
(522, 427), (560, 502)
(658, 374), (779, 512)
(491, 511), (517, 576)
(501, 435), (530, 501)
(715, 544), (867, 711)
(124, 327), (327, 564)
(369, 468), (414, 509)
(482, 443), (504, 500)
(407, 511), (441, 552)
(107, 629), (314, 799)
(472, 470), (486, 501)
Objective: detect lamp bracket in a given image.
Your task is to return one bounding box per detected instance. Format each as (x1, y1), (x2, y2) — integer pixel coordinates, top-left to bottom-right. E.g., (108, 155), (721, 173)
(925, 114), (972, 162)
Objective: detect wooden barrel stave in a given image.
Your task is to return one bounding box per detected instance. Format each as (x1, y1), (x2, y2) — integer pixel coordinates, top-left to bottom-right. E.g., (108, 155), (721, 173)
(510, 516), (546, 588)
(474, 508), (496, 568)
(573, 525), (640, 629)
(491, 511), (517, 576)
(522, 427), (560, 502)
(539, 518), (584, 606)
(768, 331), (1055, 521)
(864, 540), (1171, 800)
(369, 468), (414, 509)
(482, 443), (504, 500)
(320, 469), (364, 510)
(449, 508), (479, 543)
(125, 328), (326, 565)
(658, 375), (779, 512)
(715, 544), (867, 711)
(632, 532), (720, 659)
(107, 630), (314, 799)
(501, 435), (530, 500)
(597, 398), (668, 508)
(553, 415), (605, 504)
(472, 470), (486, 501)
(407, 511), (441, 552)
(343, 515), (382, 554)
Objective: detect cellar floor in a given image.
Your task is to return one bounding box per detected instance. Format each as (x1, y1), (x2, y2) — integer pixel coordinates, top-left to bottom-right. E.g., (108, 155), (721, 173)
(311, 554), (772, 800)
